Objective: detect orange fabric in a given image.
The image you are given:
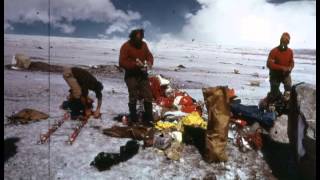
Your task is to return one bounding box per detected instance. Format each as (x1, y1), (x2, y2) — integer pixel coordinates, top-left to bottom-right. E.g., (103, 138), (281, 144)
(227, 88), (236, 99)
(267, 47), (294, 71)
(119, 41), (153, 70)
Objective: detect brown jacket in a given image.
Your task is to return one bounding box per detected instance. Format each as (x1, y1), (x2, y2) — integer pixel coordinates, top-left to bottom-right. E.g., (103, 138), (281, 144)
(71, 67), (102, 100)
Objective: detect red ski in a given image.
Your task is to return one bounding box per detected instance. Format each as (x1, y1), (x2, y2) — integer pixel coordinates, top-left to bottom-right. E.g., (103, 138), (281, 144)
(67, 116), (89, 145)
(38, 112), (70, 144)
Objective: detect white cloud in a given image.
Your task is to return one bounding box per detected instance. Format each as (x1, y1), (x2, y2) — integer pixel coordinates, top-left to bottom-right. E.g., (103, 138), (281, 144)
(105, 21), (129, 34)
(54, 22), (76, 34)
(101, 19), (153, 39)
(142, 21), (152, 29)
(180, 0), (316, 49)
(4, 0), (142, 34)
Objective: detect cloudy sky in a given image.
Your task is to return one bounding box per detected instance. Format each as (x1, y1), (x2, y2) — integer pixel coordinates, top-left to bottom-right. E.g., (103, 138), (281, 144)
(4, 0), (316, 48)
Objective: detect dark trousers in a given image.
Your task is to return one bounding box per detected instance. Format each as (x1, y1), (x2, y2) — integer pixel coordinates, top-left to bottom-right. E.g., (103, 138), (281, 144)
(125, 76), (154, 123)
(125, 76), (153, 104)
(269, 73), (292, 100)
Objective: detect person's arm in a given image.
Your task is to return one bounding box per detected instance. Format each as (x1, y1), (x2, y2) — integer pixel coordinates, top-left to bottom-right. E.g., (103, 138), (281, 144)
(78, 88), (93, 117)
(93, 90), (102, 118)
(144, 43), (154, 67)
(119, 44), (138, 70)
(289, 50), (294, 72)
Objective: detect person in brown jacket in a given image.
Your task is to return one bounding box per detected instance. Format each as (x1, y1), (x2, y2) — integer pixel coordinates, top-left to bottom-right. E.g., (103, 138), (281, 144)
(63, 67), (103, 119)
(119, 29), (154, 126)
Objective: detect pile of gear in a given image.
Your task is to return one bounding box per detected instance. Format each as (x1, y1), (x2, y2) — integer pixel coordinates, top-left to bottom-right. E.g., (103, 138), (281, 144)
(95, 74), (300, 172)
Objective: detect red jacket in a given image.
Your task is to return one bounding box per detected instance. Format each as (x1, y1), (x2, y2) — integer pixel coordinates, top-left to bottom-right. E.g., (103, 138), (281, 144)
(119, 41), (154, 70)
(267, 47), (294, 71)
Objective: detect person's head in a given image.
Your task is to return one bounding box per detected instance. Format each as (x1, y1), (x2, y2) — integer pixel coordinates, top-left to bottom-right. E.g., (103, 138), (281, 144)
(279, 32), (290, 50)
(129, 28), (144, 49)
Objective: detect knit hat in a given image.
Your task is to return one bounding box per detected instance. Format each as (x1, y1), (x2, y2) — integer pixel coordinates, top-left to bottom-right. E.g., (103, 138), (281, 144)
(280, 32), (290, 43)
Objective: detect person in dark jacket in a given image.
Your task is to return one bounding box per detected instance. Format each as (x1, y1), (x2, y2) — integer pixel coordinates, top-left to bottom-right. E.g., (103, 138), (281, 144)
(119, 28), (154, 126)
(266, 32), (294, 102)
(63, 67), (103, 119)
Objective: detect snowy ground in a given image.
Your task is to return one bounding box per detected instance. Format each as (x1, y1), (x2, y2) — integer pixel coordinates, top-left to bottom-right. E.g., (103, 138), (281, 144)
(4, 34), (316, 180)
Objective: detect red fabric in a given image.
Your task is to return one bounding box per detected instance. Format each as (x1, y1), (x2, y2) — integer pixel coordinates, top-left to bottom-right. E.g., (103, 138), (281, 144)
(178, 96), (194, 106)
(156, 97), (174, 108)
(181, 104), (202, 115)
(148, 78), (202, 115)
(181, 105), (197, 113)
(119, 41), (154, 70)
(149, 77), (162, 99)
(173, 91), (185, 98)
(267, 47), (294, 71)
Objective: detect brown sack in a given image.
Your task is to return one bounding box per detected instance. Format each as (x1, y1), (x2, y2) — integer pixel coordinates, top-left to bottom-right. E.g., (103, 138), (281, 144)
(28, 62), (64, 73)
(103, 126), (154, 142)
(7, 108), (49, 124)
(15, 53), (31, 69)
(202, 86), (230, 162)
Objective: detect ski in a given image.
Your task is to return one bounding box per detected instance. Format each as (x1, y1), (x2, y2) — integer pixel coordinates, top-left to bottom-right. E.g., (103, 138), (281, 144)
(38, 112), (70, 144)
(66, 116), (89, 145)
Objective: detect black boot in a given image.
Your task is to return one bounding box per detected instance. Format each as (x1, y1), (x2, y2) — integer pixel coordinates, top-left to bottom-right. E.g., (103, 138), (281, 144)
(143, 102), (154, 127)
(128, 103), (138, 123)
(69, 98), (85, 120)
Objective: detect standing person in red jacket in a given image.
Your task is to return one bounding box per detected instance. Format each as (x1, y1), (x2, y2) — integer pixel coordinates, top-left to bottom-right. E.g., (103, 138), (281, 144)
(119, 28), (154, 126)
(267, 32), (294, 102)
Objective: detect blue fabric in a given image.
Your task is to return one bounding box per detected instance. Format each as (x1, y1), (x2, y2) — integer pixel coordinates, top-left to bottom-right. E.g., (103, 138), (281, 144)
(231, 102), (276, 127)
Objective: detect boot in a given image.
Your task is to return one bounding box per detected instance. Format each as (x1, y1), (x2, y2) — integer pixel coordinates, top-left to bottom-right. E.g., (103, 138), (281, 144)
(128, 103), (138, 123)
(69, 98), (84, 120)
(143, 102), (154, 127)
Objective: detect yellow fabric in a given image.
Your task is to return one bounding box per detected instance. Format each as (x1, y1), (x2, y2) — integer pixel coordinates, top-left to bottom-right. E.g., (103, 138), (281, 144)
(155, 121), (178, 131)
(181, 112), (207, 129)
(155, 112), (207, 131)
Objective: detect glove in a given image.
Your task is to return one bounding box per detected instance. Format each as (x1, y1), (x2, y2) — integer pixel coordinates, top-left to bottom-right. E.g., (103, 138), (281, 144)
(281, 66), (289, 72)
(135, 59), (144, 67)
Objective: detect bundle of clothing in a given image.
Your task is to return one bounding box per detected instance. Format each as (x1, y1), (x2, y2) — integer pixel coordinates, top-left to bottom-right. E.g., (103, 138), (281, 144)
(90, 140), (140, 171)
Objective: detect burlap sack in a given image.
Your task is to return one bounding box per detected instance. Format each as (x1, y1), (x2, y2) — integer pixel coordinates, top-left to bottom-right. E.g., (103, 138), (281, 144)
(7, 108), (49, 124)
(15, 53), (31, 69)
(202, 86), (230, 162)
(103, 126), (154, 141)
